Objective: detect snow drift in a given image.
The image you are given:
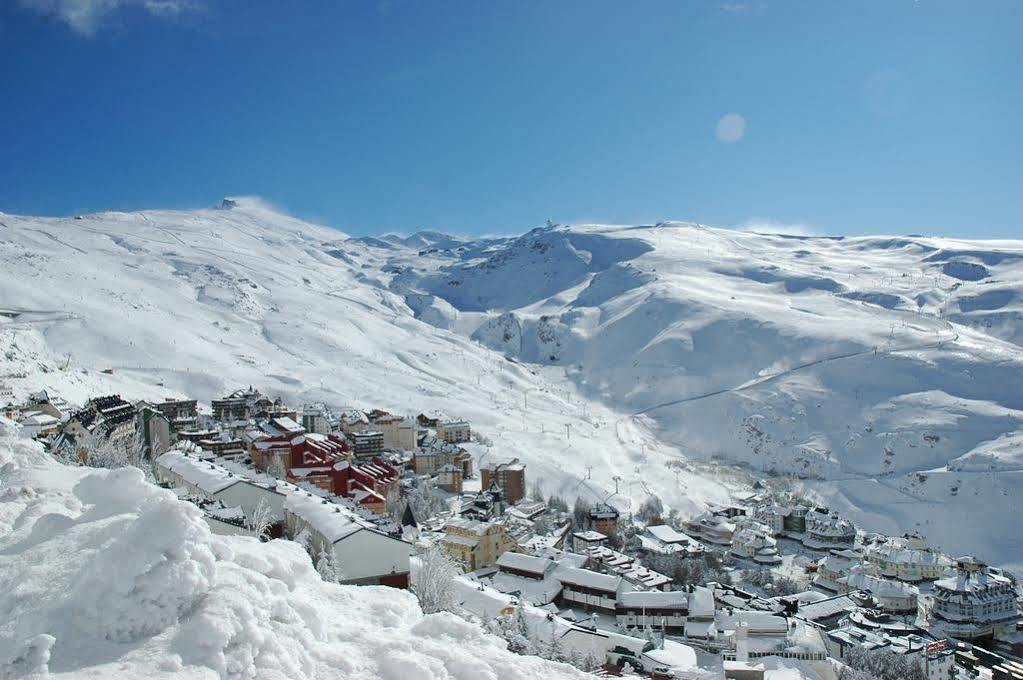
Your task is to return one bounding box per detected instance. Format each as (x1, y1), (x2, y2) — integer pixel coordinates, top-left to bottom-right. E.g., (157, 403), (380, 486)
(0, 422), (587, 679)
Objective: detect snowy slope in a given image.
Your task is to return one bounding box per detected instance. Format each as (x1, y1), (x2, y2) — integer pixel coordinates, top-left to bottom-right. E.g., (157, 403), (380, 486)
(2, 202), (1022, 569)
(387, 222), (1023, 570)
(0, 200), (736, 526)
(0, 423), (590, 679)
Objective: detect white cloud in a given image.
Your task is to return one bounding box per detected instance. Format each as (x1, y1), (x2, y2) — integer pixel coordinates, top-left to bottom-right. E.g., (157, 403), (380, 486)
(18, 0), (199, 36)
(736, 219), (819, 236)
(715, 112), (746, 144)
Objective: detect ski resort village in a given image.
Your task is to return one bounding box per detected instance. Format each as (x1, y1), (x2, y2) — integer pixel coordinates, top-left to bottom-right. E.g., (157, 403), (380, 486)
(3, 380), (1021, 680)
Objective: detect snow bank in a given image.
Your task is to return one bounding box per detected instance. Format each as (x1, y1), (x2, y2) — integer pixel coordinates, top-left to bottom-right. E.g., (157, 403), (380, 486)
(0, 426), (587, 679)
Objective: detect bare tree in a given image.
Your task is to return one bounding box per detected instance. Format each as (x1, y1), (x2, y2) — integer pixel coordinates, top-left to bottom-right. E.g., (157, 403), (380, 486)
(411, 543), (459, 614)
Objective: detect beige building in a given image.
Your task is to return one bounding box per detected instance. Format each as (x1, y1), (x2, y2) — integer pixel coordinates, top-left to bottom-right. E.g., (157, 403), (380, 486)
(437, 419), (471, 444)
(374, 415), (419, 450)
(440, 518), (516, 571)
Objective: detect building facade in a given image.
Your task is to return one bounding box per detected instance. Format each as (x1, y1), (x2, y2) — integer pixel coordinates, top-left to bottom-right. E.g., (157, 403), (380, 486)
(923, 557), (1021, 640)
(480, 458), (526, 505)
(440, 518), (516, 571)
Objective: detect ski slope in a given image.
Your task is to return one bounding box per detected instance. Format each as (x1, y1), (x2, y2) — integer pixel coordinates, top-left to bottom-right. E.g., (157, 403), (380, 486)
(1, 200), (1021, 569)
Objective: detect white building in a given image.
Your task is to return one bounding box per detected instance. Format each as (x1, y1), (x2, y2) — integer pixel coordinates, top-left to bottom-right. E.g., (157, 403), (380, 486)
(300, 405), (331, 435)
(683, 512), (736, 546)
(572, 530), (607, 553)
(616, 590), (689, 631)
(557, 567), (623, 614)
(813, 549), (862, 592)
(922, 556), (1021, 640)
(155, 447), (287, 529)
(845, 565), (919, 614)
(284, 489), (410, 587)
(803, 509), (856, 550)
(639, 524), (705, 557)
(730, 519), (782, 565)
(862, 533), (953, 583)
(751, 504), (788, 536)
(17, 410), (60, 439)
(684, 586), (718, 640)
(827, 628), (955, 680)
(437, 419), (471, 444)
(374, 415), (418, 450)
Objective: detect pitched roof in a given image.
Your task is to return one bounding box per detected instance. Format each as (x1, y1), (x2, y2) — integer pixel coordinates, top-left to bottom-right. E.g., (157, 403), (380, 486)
(496, 551), (552, 576)
(557, 567), (621, 593)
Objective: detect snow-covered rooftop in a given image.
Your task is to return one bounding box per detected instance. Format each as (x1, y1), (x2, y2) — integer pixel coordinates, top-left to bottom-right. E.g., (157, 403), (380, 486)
(557, 567), (621, 593)
(156, 449), (245, 495)
(496, 551), (552, 575)
(645, 524), (699, 545)
(284, 490), (376, 543)
(618, 590), (688, 609)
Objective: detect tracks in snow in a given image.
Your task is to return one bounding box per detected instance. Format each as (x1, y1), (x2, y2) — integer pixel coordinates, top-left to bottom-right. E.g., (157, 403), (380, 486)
(634, 321), (960, 416)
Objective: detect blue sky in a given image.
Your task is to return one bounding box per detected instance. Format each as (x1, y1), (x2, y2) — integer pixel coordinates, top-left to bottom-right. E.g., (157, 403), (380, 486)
(1, 1), (1020, 238)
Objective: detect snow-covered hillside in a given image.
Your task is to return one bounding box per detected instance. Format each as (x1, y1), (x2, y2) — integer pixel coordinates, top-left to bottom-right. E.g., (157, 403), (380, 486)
(0, 423), (590, 678)
(1, 200), (1021, 569)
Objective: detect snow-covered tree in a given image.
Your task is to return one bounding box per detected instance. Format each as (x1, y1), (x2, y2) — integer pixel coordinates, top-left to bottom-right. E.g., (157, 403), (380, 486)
(572, 496), (590, 529)
(406, 477), (449, 521)
(636, 494), (664, 524)
(547, 494), (569, 513)
(316, 547), (342, 583)
(295, 528), (314, 557)
(545, 623), (565, 663)
(840, 644), (928, 680)
(80, 429), (130, 469)
(267, 453), (288, 481)
(411, 543), (459, 614)
(247, 498), (275, 541)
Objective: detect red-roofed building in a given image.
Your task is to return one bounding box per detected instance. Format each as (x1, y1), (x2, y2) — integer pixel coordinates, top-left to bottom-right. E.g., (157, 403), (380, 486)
(250, 429), (399, 511)
(332, 458), (400, 513)
(250, 431), (348, 480)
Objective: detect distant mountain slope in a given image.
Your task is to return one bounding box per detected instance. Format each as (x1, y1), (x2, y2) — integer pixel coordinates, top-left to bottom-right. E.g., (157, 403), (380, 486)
(2, 203), (1021, 569)
(387, 222), (1023, 569)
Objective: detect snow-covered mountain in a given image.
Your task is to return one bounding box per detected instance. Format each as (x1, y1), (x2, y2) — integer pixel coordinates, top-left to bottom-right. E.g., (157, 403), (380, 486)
(2, 199), (1021, 569)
